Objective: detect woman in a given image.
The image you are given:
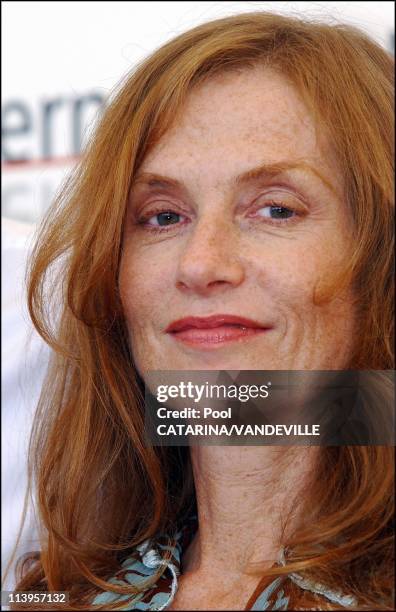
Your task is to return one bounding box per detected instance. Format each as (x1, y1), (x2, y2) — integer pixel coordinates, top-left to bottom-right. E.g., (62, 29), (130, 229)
(8, 11), (394, 611)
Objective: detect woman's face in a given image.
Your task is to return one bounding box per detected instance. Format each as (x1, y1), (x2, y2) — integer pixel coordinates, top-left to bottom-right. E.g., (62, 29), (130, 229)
(119, 66), (356, 373)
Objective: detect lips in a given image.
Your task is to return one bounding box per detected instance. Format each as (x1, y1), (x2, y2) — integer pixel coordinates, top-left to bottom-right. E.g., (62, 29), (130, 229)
(165, 315), (270, 347)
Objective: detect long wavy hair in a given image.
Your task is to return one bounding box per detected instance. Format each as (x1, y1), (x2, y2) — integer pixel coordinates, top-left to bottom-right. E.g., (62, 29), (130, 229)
(5, 11), (394, 610)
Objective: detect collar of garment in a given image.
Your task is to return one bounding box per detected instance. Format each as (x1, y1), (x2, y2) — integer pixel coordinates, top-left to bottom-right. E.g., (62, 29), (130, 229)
(92, 515), (357, 610)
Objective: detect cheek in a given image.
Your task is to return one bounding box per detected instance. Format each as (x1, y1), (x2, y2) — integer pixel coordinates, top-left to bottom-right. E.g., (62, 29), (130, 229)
(252, 243), (321, 304)
(118, 243), (172, 332)
(118, 241), (183, 373)
(252, 238), (354, 327)
(252, 244), (355, 369)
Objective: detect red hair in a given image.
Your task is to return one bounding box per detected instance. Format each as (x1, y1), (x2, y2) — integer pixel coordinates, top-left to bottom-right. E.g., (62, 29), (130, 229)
(6, 12), (394, 610)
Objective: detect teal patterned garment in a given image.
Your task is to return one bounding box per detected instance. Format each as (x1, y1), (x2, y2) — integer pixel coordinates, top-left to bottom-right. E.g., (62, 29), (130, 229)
(92, 516), (357, 610)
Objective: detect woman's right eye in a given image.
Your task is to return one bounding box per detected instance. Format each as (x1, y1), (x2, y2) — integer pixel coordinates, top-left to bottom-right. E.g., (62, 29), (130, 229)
(146, 211), (184, 227)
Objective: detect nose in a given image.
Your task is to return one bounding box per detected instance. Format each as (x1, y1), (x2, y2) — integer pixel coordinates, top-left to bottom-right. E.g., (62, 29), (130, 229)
(175, 217), (245, 297)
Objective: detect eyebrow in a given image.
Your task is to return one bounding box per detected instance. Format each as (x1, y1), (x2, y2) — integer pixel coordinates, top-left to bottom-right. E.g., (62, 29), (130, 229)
(132, 160), (338, 196)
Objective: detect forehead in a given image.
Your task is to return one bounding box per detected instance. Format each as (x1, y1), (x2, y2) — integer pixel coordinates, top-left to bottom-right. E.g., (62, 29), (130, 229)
(139, 66), (340, 189)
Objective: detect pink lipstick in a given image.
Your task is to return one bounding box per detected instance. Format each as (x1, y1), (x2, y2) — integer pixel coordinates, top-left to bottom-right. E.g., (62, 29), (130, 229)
(165, 314), (270, 348)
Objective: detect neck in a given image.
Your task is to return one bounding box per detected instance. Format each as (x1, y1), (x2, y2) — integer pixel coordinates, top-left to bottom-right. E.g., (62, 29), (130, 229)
(183, 445), (317, 576)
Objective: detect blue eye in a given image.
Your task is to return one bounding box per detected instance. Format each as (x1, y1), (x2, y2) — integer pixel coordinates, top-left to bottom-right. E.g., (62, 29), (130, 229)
(257, 205), (295, 220)
(148, 212), (181, 226)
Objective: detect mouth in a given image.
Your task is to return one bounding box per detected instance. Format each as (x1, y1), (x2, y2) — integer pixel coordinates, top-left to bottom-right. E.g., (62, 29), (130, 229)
(165, 314), (271, 348)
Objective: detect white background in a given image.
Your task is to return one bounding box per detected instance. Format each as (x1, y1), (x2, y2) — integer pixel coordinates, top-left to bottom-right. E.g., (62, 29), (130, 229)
(3, 1), (394, 95)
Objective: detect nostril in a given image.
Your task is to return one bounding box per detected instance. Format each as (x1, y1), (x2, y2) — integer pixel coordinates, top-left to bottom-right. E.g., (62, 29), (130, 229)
(175, 250), (245, 294)
(210, 280), (228, 288)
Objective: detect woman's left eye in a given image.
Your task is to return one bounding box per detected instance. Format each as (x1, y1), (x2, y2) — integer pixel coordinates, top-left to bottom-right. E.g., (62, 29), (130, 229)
(256, 205), (295, 220)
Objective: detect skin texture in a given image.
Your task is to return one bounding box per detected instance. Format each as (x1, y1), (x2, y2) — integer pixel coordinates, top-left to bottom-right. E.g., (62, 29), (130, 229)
(119, 67), (356, 610)
(120, 66), (356, 374)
